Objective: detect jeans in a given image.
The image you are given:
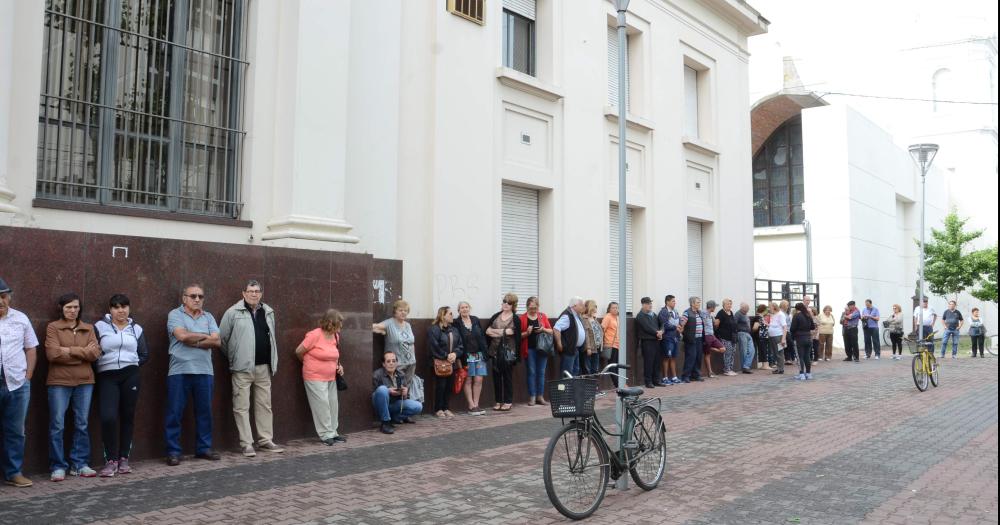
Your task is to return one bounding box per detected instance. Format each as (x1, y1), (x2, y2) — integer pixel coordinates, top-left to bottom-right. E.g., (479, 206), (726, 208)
(48, 384), (94, 471)
(560, 352), (580, 378)
(164, 374), (214, 457)
(863, 326), (881, 357)
(0, 381), (30, 479)
(97, 366), (140, 460)
(737, 332), (754, 370)
(581, 352), (601, 375)
(525, 348), (549, 397)
(371, 386), (423, 422)
(941, 329), (960, 357)
(681, 338), (703, 380)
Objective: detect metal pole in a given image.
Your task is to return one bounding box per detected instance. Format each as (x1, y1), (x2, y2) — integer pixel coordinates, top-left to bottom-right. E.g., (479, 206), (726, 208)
(614, 0), (630, 492)
(803, 219), (813, 283)
(918, 169), (926, 334)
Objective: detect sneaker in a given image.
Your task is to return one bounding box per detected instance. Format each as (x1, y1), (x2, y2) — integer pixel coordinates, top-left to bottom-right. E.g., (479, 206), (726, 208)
(242, 445), (257, 457)
(166, 455), (181, 466)
(875, 356), (880, 360)
(50, 469), (66, 482)
(742, 369), (753, 374)
(724, 371), (738, 376)
(258, 442), (285, 453)
(195, 450), (221, 461)
(98, 461), (118, 478)
(805, 373), (813, 380)
(795, 374), (805, 381)
(331, 435), (346, 443)
(322, 438), (336, 446)
(116, 458), (131, 475)
(5, 474), (32, 488)
(660, 378), (671, 385)
(379, 421), (395, 434)
(672, 377), (681, 384)
(70, 466), (97, 478)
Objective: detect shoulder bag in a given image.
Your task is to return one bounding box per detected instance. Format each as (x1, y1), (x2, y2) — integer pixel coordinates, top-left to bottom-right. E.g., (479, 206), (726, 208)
(433, 329), (455, 377)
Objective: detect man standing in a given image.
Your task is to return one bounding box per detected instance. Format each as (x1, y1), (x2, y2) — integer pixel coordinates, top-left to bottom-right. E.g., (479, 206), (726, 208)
(841, 301), (861, 362)
(940, 300), (964, 359)
(0, 278), (38, 488)
(734, 303), (755, 374)
(553, 297), (587, 378)
(372, 352), (422, 434)
(913, 297), (937, 340)
(165, 283), (222, 465)
(677, 297), (705, 383)
(636, 297), (661, 388)
(658, 295), (681, 385)
(861, 299), (881, 360)
(219, 280), (284, 458)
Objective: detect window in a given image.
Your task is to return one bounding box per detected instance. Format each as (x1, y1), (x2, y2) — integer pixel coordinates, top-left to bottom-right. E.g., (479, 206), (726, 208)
(448, 0), (485, 25)
(683, 66), (699, 138)
(607, 26), (630, 109)
(36, 0), (248, 218)
(752, 116), (803, 227)
(608, 203), (634, 313)
(502, 184), (539, 312)
(931, 68), (952, 113)
(502, 1), (535, 76)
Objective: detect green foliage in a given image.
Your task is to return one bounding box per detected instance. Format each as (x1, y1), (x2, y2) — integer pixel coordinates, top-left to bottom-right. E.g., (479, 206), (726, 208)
(919, 209), (983, 299)
(970, 245), (998, 303)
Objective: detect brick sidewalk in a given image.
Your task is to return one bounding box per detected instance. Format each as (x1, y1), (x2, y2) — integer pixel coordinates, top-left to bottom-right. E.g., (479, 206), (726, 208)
(1, 357), (996, 524)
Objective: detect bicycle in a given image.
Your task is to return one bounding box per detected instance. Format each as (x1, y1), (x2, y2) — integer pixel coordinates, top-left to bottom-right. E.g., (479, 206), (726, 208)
(905, 331), (939, 391)
(542, 364), (667, 520)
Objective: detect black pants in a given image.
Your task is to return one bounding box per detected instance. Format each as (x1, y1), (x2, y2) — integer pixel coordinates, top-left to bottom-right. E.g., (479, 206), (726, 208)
(682, 338), (703, 380)
(843, 327), (860, 360)
(492, 363), (513, 404)
(433, 373), (453, 411)
(640, 339), (660, 385)
(785, 337), (796, 362)
(97, 366), (141, 460)
(812, 339), (820, 361)
(796, 337), (813, 374)
(890, 332), (904, 355)
(608, 348), (621, 387)
(971, 335), (986, 357)
(863, 327), (881, 357)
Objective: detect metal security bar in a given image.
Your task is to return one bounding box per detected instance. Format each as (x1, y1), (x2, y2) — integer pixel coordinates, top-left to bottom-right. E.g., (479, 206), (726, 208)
(36, 0), (248, 218)
(754, 279), (820, 310)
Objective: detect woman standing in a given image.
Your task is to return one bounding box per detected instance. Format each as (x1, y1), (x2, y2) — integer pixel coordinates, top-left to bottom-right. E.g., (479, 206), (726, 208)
(887, 304), (906, 360)
(373, 300), (416, 383)
(810, 307), (821, 364)
(715, 299), (738, 376)
(45, 293), (101, 481)
(969, 307), (987, 358)
(753, 304), (770, 370)
(296, 309), (347, 446)
(456, 302), (489, 414)
(790, 303), (816, 380)
(519, 297), (552, 406)
(601, 302), (622, 386)
(581, 300), (603, 375)
(486, 293), (522, 411)
(767, 302), (788, 375)
(780, 300), (795, 364)
(817, 305), (836, 362)
(428, 306), (462, 418)
(93, 294), (149, 477)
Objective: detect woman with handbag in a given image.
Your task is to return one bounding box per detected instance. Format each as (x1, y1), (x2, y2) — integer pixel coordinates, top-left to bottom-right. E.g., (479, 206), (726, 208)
(428, 306), (463, 418)
(456, 302), (489, 414)
(581, 300), (604, 376)
(519, 296), (553, 407)
(887, 304), (906, 360)
(295, 309), (347, 445)
(601, 302), (622, 386)
(486, 293), (522, 411)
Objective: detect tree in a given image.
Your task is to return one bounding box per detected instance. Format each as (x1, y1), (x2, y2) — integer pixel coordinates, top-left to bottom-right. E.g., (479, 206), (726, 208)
(970, 245), (998, 303)
(919, 209), (983, 300)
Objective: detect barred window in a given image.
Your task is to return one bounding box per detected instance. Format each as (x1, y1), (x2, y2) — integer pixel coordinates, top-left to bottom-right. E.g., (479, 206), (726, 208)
(36, 0), (248, 219)
(752, 116), (803, 227)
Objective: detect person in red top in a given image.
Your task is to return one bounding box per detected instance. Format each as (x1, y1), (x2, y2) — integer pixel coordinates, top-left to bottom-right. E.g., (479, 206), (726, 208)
(519, 296), (553, 406)
(294, 309), (346, 445)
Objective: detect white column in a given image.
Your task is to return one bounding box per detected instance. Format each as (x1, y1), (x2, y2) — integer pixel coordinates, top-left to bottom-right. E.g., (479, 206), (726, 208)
(262, 0), (358, 243)
(0, 0), (20, 214)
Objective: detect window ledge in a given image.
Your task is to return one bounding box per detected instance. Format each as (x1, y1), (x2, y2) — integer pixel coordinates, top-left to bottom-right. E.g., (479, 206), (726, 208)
(603, 107), (655, 133)
(753, 224), (805, 237)
(682, 137), (721, 156)
(33, 199), (252, 228)
(495, 67), (564, 101)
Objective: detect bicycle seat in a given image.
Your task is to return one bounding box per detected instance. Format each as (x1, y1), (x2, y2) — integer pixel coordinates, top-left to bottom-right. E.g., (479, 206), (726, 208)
(616, 386), (644, 397)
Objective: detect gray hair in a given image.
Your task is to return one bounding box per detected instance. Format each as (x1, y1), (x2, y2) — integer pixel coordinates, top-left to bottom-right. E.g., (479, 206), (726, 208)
(739, 302), (750, 311)
(689, 296), (701, 306)
(706, 300), (717, 310)
(568, 296), (584, 308)
(244, 279), (262, 291)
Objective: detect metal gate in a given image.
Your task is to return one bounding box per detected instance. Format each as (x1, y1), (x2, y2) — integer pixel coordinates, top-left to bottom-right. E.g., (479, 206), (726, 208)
(754, 279), (820, 309)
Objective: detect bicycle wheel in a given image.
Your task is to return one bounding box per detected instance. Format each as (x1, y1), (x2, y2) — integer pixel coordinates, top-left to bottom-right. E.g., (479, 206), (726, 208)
(626, 405), (667, 490)
(543, 422), (611, 520)
(911, 353), (928, 391)
(882, 329), (891, 348)
(929, 353), (940, 387)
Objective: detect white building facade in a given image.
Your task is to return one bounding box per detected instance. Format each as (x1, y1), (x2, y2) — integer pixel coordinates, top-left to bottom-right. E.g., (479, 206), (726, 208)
(1, 0), (767, 318)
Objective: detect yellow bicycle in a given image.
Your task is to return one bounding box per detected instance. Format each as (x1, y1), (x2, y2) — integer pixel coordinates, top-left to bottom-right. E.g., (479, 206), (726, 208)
(906, 331), (939, 391)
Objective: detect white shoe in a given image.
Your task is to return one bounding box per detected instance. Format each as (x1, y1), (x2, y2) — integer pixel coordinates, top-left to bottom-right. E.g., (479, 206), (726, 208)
(875, 356), (880, 360)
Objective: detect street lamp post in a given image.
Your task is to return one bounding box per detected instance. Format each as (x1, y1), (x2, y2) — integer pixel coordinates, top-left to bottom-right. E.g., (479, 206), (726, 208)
(614, 0), (630, 492)
(908, 143), (939, 334)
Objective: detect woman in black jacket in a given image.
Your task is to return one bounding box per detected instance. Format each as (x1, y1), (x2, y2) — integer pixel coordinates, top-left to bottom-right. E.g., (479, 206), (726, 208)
(455, 301), (489, 415)
(790, 302), (816, 380)
(428, 306), (463, 418)
(485, 293), (523, 411)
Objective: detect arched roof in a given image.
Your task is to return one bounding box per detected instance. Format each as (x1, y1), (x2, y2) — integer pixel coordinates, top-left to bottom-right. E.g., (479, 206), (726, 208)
(750, 92), (828, 156)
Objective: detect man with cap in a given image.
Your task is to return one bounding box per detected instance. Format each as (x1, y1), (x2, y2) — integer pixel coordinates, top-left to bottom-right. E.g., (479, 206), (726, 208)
(635, 297), (661, 388)
(0, 278), (39, 488)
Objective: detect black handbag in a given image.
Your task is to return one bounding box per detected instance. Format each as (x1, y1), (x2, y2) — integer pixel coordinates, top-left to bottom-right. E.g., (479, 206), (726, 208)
(336, 373), (348, 391)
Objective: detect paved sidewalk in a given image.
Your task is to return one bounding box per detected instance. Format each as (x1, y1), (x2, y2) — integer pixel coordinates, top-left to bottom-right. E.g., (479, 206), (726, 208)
(1, 357), (996, 524)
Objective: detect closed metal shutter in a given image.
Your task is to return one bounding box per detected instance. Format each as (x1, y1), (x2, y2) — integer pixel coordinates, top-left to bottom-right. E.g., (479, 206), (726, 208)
(687, 221), (703, 300)
(502, 184), (539, 312)
(609, 204), (634, 313)
(503, 0), (535, 19)
(607, 26), (630, 109)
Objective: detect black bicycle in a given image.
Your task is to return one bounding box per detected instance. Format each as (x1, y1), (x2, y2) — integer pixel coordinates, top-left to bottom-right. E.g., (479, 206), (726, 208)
(542, 364), (666, 520)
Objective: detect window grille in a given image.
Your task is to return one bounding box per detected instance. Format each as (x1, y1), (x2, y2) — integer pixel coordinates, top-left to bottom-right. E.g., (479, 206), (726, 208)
(448, 0), (485, 25)
(36, 0), (248, 218)
(752, 116), (804, 227)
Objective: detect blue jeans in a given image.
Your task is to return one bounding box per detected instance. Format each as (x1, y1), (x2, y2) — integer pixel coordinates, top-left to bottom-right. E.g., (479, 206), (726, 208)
(525, 348), (549, 397)
(164, 374), (214, 457)
(737, 332), (755, 370)
(560, 352), (580, 377)
(941, 329), (960, 357)
(682, 338), (703, 380)
(372, 386), (423, 422)
(0, 381), (31, 479)
(581, 353), (600, 375)
(48, 384), (94, 471)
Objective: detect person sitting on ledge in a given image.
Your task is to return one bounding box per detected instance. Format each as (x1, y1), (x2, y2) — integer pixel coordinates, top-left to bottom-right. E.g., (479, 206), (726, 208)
(372, 352), (422, 434)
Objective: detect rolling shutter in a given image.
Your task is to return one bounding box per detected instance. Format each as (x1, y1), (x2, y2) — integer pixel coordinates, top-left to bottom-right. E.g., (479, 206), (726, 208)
(503, 0), (535, 19)
(687, 220), (703, 300)
(501, 184), (539, 312)
(607, 26), (630, 109)
(609, 203), (634, 313)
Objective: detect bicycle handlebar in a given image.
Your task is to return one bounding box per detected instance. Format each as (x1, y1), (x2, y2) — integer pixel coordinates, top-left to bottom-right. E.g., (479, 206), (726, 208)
(561, 363), (631, 380)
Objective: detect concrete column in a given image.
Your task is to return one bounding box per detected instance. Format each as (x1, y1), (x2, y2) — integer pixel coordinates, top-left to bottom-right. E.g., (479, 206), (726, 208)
(262, 0), (358, 243)
(0, 0), (20, 214)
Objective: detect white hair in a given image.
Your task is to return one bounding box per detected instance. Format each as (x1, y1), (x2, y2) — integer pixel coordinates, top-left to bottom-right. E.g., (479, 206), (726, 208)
(568, 296), (584, 308)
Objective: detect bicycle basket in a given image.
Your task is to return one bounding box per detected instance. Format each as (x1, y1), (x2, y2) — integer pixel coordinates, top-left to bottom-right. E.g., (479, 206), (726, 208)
(905, 338), (931, 354)
(547, 378), (599, 418)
